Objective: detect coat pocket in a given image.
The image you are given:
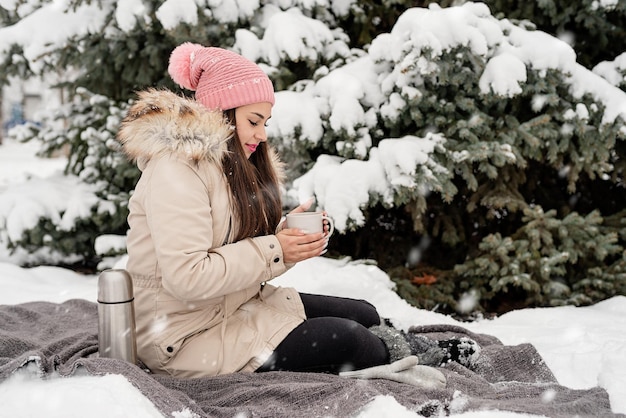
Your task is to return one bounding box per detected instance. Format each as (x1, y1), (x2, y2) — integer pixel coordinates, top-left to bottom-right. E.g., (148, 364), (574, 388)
(153, 304), (222, 368)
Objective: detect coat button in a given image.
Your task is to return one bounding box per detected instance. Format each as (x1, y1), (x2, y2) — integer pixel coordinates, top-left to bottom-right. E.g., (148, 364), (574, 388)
(273, 257), (280, 263)
(167, 346), (174, 353)
(269, 244), (275, 249)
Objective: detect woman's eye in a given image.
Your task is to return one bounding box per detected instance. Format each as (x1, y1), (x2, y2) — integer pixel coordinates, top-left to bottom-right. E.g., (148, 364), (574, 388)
(249, 119), (268, 127)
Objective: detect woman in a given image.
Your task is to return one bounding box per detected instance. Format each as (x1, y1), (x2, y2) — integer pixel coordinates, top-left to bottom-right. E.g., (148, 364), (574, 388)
(117, 43), (476, 379)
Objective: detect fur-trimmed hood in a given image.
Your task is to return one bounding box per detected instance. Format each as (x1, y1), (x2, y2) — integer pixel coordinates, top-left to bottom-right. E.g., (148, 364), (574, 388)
(117, 89), (233, 169)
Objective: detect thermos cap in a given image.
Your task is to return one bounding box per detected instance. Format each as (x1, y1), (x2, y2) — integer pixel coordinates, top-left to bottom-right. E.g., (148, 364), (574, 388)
(98, 269), (134, 303)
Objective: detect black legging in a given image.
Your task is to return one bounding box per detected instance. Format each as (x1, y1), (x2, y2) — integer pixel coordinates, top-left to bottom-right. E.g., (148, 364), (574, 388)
(256, 293), (389, 373)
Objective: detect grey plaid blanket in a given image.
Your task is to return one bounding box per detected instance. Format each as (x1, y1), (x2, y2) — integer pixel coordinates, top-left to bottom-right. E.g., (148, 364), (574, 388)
(0, 299), (620, 417)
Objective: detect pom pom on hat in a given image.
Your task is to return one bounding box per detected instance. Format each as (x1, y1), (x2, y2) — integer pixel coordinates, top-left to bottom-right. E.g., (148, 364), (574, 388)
(168, 42), (275, 111)
(168, 42), (204, 90)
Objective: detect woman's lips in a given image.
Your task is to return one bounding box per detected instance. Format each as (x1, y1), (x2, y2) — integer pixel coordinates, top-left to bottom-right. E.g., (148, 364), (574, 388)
(246, 144), (258, 153)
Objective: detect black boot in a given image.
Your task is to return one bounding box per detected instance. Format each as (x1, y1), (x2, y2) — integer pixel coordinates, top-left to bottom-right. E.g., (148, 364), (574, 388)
(404, 332), (481, 368)
(368, 324), (412, 363)
(437, 337), (481, 368)
(369, 324), (480, 368)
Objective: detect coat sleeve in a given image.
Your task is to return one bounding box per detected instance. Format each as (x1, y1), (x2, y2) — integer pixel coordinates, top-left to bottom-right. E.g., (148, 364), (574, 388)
(144, 156), (287, 301)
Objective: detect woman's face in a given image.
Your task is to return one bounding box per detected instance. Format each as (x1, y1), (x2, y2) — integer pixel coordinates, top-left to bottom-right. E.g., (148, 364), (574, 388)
(234, 102), (273, 159)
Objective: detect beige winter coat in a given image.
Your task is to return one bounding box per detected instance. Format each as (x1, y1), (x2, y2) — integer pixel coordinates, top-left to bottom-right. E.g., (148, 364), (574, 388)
(117, 89), (306, 378)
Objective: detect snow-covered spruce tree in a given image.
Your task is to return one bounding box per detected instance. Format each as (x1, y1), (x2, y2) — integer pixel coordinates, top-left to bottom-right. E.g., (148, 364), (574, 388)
(4, 88), (136, 265)
(250, 2), (626, 312)
(481, 0), (626, 69)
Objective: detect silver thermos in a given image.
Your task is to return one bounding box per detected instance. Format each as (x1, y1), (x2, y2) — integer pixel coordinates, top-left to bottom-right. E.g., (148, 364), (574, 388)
(97, 269), (137, 364)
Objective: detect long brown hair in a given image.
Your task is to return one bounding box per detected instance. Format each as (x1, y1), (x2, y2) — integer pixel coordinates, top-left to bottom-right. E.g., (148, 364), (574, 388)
(222, 109), (282, 241)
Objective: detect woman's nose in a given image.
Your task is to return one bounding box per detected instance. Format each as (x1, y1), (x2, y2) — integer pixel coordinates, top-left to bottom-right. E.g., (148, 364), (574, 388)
(256, 127), (267, 142)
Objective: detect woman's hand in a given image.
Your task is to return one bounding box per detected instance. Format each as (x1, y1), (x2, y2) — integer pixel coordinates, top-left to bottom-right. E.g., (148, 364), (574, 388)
(275, 197), (330, 263)
(276, 228), (328, 264)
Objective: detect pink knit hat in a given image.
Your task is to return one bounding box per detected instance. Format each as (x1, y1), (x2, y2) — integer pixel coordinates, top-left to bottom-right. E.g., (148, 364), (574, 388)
(168, 42), (275, 111)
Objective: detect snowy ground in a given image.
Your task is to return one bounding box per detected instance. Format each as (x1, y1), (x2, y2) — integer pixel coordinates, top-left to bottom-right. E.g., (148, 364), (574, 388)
(0, 137), (625, 417)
